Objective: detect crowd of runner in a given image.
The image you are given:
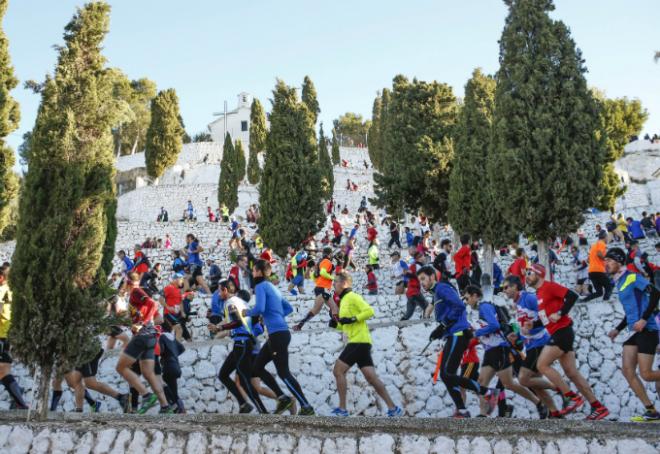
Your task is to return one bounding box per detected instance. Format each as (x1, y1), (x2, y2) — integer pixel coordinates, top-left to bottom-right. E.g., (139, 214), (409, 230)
(0, 204), (658, 422)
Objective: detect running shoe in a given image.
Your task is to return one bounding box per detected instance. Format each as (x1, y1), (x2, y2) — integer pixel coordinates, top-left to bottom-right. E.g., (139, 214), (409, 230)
(159, 405), (175, 414)
(387, 406), (403, 417)
(561, 394), (585, 415)
(549, 410), (564, 419)
(504, 404), (514, 418)
(630, 410), (660, 422)
(239, 403), (253, 414)
(331, 407), (349, 417)
(118, 394), (130, 413)
(586, 405), (609, 421)
(298, 406), (315, 416)
(137, 393), (158, 415)
(90, 400), (102, 413)
(536, 402), (549, 420)
(274, 396), (293, 414)
(453, 409), (471, 419)
(484, 389), (499, 415)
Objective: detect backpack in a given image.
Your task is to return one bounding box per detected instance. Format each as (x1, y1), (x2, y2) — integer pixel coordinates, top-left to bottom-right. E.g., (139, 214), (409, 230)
(494, 304), (513, 336)
(605, 221), (616, 232)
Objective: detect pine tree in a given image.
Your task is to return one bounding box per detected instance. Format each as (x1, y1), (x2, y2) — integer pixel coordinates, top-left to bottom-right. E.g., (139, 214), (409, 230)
(259, 80), (324, 256)
(145, 89), (183, 179)
(218, 133), (238, 213)
(318, 123), (334, 198)
(373, 76), (458, 220)
(247, 143), (261, 184)
(235, 139), (246, 183)
(10, 1), (117, 420)
(331, 128), (340, 165)
(249, 98), (267, 154)
(0, 0), (19, 236)
(111, 75), (157, 156)
(301, 75), (320, 125)
(491, 0), (606, 267)
(593, 94), (647, 211)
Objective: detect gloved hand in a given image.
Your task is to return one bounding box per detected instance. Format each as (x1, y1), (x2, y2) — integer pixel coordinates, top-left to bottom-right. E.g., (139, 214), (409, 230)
(328, 319), (338, 329)
(429, 323), (447, 341)
(338, 316), (357, 325)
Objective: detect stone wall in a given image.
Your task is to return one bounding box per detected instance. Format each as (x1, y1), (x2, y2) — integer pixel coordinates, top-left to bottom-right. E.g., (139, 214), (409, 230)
(0, 414), (657, 454)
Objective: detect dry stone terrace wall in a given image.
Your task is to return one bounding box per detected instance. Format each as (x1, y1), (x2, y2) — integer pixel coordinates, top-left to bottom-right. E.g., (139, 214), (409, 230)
(0, 413), (658, 453)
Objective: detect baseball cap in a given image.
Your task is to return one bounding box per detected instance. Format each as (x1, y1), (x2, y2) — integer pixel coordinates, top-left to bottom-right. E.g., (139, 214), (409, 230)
(528, 263), (546, 278)
(605, 247), (626, 265)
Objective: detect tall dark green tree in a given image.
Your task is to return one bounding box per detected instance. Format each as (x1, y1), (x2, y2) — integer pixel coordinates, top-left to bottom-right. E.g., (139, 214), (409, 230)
(10, 1), (118, 419)
(218, 133), (238, 213)
(318, 123), (334, 198)
(491, 0), (606, 267)
(249, 98), (267, 154)
(368, 93), (382, 169)
(331, 128), (340, 165)
(301, 75), (320, 125)
(259, 80), (324, 256)
(145, 88), (184, 178)
(247, 143), (261, 184)
(593, 93), (647, 211)
(448, 69), (512, 274)
(0, 0), (19, 237)
(373, 76), (458, 221)
(235, 139), (246, 183)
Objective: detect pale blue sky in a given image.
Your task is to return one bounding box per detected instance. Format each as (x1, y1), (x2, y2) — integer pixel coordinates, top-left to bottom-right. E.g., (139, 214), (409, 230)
(4, 0), (660, 154)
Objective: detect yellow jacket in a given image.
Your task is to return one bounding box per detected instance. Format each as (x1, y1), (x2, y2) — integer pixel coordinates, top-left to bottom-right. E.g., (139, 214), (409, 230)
(337, 290), (374, 344)
(0, 283), (12, 338)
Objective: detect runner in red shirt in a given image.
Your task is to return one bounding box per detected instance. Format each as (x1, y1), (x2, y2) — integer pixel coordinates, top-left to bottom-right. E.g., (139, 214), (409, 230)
(453, 234), (472, 292)
(115, 273), (173, 414)
(401, 252), (428, 320)
(527, 264), (609, 420)
(507, 248), (528, 284)
(367, 224), (378, 243)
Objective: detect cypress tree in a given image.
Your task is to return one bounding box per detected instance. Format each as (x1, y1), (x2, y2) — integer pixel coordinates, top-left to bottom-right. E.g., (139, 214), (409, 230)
(235, 139), (246, 183)
(318, 123), (334, 198)
(145, 88), (184, 179)
(0, 0), (19, 236)
(491, 0), (605, 267)
(259, 80), (324, 256)
(301, 75), (320, 125)
(593, 94), (647, 211)
(331, 128), (340, 165)
(10, 1), (117, 419)
(247, 143), (261, 184)
(373, 76), (458, 220)
(368, 94), (382, 170)
(218, 132), (238, 213)
(249, 98), (267, 154)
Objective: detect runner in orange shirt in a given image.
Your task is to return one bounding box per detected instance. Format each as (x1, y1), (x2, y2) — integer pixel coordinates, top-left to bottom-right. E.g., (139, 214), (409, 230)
(294, 247), (339, 330)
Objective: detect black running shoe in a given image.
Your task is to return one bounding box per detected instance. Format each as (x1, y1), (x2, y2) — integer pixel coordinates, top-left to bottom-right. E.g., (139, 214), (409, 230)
(274, 396), (293, 414)
(239, 403), (253, 414)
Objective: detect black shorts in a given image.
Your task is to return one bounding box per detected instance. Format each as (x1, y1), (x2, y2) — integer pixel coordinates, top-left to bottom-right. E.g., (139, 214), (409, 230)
(314, 287), (331, 301)
(124, 334), (157, 361)
(482, 346), (512, 371)
(547, 325), (574, 353)
(76, 349), (104, 378)
(577, 278), (587, 285)
(521, 346), (543, 373)
(190, 264), (203, 279)
(338, 343), (373, 369)
(623, 329), (659, 356)
(0, 338), (13, 364)
(461, 362), (479, 381)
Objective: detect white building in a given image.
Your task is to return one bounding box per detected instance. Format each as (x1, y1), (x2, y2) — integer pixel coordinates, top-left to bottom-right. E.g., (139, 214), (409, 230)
(207, 92), (253, 147)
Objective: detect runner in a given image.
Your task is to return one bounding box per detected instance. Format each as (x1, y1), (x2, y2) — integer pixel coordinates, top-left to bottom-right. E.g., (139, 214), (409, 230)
(183, 233), (211, 295)
(502, 275), (561, 418)
(0, 267), (28, 409)
(463, 285), (548, 418)
(527, 264), (610, 420)
(330, 271), (403, 417)
(115, 273), (173, 414)
(417, 266), (499, 418)
(401, 252), (428, 321)
(286, 246), (307, 296)
(293, 247), (338, 331)
(250, 259), (315, 415)
(604, 247), (660, 422)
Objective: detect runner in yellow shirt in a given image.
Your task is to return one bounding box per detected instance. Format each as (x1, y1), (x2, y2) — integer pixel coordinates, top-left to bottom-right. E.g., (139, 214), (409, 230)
(0, 266), (28, 409)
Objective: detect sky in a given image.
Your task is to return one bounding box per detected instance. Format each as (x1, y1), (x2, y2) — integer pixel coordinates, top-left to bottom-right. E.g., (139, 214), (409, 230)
(4, 0), (660, 155)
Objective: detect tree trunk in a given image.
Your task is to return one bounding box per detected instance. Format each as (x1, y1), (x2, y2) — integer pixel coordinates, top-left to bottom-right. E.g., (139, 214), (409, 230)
(130, 134), (139, 155)
(483, 242), (494, 282)
(537, 239), (550, 272)
(30, 365), (51, 421)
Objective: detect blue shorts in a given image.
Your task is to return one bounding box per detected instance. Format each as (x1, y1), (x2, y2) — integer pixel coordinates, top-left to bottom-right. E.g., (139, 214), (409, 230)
(292, 274), (304, 286)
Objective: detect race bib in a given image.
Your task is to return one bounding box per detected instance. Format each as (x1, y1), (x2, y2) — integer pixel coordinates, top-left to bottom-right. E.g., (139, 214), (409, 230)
(538, 309), (550, 326)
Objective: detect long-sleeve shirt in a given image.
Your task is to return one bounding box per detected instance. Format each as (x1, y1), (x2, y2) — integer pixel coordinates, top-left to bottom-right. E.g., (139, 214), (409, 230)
(474, 302), (509, 350)
(453, 246), (471, 277)
(614, 271), (659, 332)
(250, 280), (292, 334)
(514, 291), (550, 350)
(433, 282), (470, 337)
(337, 290), (375, 344)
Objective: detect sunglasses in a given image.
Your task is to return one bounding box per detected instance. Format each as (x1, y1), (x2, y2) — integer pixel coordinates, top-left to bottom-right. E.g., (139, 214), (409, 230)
(525, 271), (535, 276)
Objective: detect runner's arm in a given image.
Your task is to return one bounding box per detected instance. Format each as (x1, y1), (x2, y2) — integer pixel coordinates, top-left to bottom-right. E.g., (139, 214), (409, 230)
(560, 290), (579, 315)
(475, 305), (499, 337)
(641, 284), (660, 321)
(615, 317), (627, 332)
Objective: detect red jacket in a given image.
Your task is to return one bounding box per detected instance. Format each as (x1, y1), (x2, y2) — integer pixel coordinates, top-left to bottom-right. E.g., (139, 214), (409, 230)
(332, 220), (342, 237)
(453, 245), (471, 277)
